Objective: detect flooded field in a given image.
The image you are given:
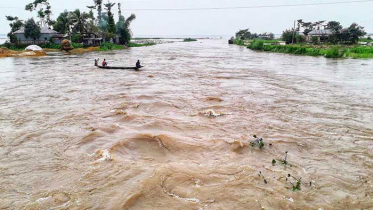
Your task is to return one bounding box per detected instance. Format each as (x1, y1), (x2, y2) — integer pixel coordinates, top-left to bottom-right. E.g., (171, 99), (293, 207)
(0, 39), (372, 209)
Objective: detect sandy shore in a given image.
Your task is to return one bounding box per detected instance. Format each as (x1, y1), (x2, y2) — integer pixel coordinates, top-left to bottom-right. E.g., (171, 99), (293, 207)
(0, 46), (101, 58)
(0, 47), (46, 57)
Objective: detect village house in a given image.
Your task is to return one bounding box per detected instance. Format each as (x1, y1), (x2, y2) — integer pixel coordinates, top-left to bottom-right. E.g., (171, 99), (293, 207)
(306, 29), (333, 43)
(258, 32), (274, 40)
(82, 33), (104, 46)
(14, 26), (64, 44)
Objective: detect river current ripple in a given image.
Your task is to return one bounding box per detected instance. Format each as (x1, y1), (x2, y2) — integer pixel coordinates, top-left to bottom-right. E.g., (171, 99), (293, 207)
(0, 39), (372, 209)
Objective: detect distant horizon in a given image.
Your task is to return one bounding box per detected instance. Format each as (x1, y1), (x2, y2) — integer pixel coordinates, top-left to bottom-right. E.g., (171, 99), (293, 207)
(1, 0), (373, 36)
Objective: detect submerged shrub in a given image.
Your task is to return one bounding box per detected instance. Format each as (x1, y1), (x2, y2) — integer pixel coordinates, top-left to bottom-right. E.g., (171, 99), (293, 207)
(325, 47), (344, 58)
(183, 38), (197, 42)
(306, 48), (321, 56)
(40, 43), (61, 49)
(249, 39), (264, 50)
(99, 43), (124, 51)
(349, 46), (373, 54)
(234, 39), (244, 46)
(127, 42), (155, 47)
(244, 40), (373, 59)
(72, 43), (84, 49)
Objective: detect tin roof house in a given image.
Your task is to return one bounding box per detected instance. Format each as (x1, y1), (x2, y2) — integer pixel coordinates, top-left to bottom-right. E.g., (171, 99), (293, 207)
(82, 33), (104, 46)
(14, 26), (64, 45)
(306, 29), (333, 43)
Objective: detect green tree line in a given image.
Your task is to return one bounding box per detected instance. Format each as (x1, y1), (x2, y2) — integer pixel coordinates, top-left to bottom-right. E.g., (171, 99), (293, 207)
(282, 20), (366, 45)
(5, 0), (136, 45)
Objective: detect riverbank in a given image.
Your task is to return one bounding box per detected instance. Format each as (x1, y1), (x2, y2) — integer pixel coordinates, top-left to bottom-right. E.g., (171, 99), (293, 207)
(0, 42), (156, 58)
(234, 39), (373, 59)
(0, 47), (46, 57)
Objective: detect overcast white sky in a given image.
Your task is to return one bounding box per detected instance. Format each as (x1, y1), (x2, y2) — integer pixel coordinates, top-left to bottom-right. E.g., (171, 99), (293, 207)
(1, 0), (372, 36)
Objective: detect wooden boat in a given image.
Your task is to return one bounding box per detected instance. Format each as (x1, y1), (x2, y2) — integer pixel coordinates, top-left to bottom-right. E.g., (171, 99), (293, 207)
(97, 65), (143, 70)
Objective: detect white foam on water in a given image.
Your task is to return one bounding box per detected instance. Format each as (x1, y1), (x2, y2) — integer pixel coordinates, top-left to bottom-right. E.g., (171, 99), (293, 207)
(98, 149), (113, 161)
(36, 196), (52, 204)
(167, 192), (201, 204)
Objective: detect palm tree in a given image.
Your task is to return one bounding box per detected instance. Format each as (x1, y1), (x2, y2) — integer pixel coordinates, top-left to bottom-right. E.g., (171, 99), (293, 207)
(87, 5), (96, 20)
(53, 10), (72, 37)
(117, 14), (136, 45)
(104, 2), (116, 34)
(70, 9), (90, 35)
(93, 0), (103, 23)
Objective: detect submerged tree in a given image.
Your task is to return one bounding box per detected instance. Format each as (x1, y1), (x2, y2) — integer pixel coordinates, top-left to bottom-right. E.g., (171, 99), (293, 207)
(24, 18), (41, 42)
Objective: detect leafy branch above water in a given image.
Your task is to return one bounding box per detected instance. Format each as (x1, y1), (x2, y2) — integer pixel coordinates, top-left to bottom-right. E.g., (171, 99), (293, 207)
(250, 135), (264, 149)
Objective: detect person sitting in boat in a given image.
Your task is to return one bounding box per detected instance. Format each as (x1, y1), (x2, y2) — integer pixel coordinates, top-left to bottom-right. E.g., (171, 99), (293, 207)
(102, 59), (108, 67)
(94, 58), (99, 66)
(136, 60), (141, 68)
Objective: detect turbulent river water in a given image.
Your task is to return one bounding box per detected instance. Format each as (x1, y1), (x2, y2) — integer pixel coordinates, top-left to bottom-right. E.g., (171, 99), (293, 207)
(0, 39), (373, 210)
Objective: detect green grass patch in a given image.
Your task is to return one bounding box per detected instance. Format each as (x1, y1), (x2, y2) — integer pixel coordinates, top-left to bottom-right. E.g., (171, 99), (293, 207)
(127, 42), (156, 47)
(40, 43), (61, 49)
(0, 43), (27, 51)
(132, 37), (162, 40)
(183, 38), (197, 42)
(40, 43), (85, 50)
(233, 39), (244, 46)
(246, 42), (373, 59)
(6, 46), (25, 51)
(257, 39), (279, 44)
(359, 38), (373, 43)
(98, 43), (125, 51)
(324, 47), (345, 58)
(72, 43), (84, 49)
(249, 40), (265, 50)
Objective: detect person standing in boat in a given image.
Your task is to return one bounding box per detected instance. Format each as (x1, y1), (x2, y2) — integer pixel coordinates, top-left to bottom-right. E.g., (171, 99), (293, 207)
(136, 60), (141, 68)
(102, 59), (108, 67)
(94, 58), (99, 66)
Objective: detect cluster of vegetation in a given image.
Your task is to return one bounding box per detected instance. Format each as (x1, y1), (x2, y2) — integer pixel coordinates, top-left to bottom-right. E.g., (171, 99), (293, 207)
(233, 38), (244, 46)
(359, 37), (373, 43)
(98, 43), (124, 51)
(1, 43), (28, 51)
(235, 29), (275, 40)
(246, 39), (373, 58)
(233, 20), (372, 59)
(250, 135), (265, 148)
(127, 42), (156, 47)
(282, 20), (367, 45)
(183, 38), (197, 42)
(4, 0), (139, 49)
(249, 137), (311, 191)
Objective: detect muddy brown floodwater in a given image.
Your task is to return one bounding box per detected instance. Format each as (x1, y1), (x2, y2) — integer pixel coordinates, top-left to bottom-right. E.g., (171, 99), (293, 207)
(0, 39), (373, 210)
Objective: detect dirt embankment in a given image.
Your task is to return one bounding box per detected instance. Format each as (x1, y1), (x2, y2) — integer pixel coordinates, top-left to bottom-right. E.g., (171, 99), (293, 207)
(43, 46), (100, 54)
(1, 46), (105, 58)
(0, 47), (46, 58)
(68, 47), (100, 54)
